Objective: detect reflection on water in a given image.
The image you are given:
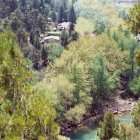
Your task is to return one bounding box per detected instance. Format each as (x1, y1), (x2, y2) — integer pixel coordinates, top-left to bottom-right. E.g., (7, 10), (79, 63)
(117, 113), (132, 123)
(69, 126), (99, 140)
(69, 113), (132, 140)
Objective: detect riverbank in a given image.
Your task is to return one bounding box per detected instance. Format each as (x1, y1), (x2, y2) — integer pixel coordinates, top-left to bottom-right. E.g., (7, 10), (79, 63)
(104, 97), (136, 115)
(61, 97), (136, 136)
(69, 112), (132, 140)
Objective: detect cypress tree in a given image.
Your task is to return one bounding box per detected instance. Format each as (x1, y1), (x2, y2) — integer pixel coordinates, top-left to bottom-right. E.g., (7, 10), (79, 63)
(98, 112), (116, 140)
(69, 5), (76, 24)
(40, 0), (45, 8)
(58, 5), (65, 23)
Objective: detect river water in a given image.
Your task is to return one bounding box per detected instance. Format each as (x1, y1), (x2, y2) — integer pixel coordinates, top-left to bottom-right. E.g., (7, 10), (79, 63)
(69, 113), (132, 140)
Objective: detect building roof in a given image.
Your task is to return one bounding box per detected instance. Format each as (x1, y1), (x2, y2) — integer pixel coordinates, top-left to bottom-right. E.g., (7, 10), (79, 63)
(41, 36), (60, 43)
(58, 22), (71, 30)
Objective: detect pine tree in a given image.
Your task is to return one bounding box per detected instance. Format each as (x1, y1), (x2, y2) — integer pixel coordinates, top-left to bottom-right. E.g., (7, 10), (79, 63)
(129, 40), (137, 80)
(20, 0), (28, 12)
(69, 5), (76, 24)
(71, 63), (82, 104)
(33, 0), (40, 9)
(61, 29), (69, 47)
(9, 0), (18, 12)
(58, 5), (65, 23)
(40, 0), (45, 8)
(42, 48), (48, 67)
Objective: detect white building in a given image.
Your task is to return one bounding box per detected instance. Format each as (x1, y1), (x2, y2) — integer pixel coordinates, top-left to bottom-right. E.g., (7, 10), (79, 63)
(137, 33), (140, 42)
(41, 36), (60, 43)
(57, 22), (71, 30)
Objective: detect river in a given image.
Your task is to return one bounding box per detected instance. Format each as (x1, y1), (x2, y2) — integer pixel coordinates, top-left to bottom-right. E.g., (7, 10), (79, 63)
(69, 112), (132, 140)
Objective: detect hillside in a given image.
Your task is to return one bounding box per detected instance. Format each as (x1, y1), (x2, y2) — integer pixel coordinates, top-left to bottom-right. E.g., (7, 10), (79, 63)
(0, 0), (140, 140)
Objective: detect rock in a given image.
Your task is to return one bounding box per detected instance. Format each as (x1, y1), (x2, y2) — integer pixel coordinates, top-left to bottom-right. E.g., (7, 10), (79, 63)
(128, 101), (132, 104)
(113, 110), (118, 114)
(120, 109), (125, 112)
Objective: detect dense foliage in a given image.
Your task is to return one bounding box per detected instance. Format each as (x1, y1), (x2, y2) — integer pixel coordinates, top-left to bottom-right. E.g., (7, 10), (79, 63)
(98, 100), (140, 140)
(0, 32), (60, 139)
(0, 0), (140, 139)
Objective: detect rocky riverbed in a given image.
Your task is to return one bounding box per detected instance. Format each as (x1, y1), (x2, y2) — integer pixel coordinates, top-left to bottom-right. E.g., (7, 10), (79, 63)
(62, 97), (136, 135)
(104, 97), (136, 115)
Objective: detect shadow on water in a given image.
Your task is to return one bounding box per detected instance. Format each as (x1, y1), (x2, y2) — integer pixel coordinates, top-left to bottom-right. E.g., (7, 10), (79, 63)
(69, 112), (132, 140)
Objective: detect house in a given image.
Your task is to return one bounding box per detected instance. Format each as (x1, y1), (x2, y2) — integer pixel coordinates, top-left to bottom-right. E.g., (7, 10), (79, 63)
(137, 32), (140, 42)
(41, 36), (60, 44)
(57, 22), (71, 31)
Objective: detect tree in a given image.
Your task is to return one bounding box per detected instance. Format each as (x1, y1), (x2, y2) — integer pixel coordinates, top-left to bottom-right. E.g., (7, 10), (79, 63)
(75, 17), (94, 36)
(65, 104), (86, 124)
(30, 29), (35, 45)
(37, 15), (46, 33)
(40, 0), (45, 8)
(58, 5), (65, 23)
(16, 28), (28, 47)
(0, 32), (31, 138)
(9, 0), (18, 13)
(136, 51), (140, 66)
(61, 29), (69, 47)
(33, 0), (40, 9)
(130, 76), (140, 98)
(129, 40), (137, 80)
(71, 63), (83, 104)
(25, 91), (60, 139)
(10, 15), (22, 32)
(98, 112), (116, 140)
(69, 5), (76, 24)
(46, 43), (64, 62)
(133, 101), (140, 129)
(89, 53), (119, 103)
(74, 0), (123, 34)
(20, 0), (28, 12)
(116, 123), (135, 140)
(0, 32), (60, 139)
(127, 3), (140, 34)
(42, 48), (48, 66)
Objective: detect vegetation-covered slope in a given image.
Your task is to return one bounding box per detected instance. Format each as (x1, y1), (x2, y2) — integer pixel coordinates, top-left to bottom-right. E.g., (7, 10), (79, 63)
(0, 0), (140, 140)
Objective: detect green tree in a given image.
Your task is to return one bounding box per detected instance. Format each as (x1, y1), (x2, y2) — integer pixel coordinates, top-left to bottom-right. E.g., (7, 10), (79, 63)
(133, 101), (140, 129)
(58, 5), (65, 23)
(71, 63), (82, 104)
(0, 32), (31, 138)
(61, 29), (69, 47)
(33, 0), (40, 9)
(75, 17), (94, 36)
(69, 5), (76, 24)
(46, 43), (64, 62)
(25, 91), (60, 139)
(89, 53), (119, 103)
(40, 0), (45, 8)
(9, 0), (18, 13)
(127, 3), (140, 34)
(136, 51), (140, 66)
(98, 112), (116, 140)
(116, 123), (135, 140)
(130, 77), (140, 97)
(0, 32), (60, 139)
(129, 40), (137, 80)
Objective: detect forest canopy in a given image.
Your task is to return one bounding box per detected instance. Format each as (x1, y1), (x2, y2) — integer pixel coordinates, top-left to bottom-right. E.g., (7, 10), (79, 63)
(0, 0), (140, 140)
